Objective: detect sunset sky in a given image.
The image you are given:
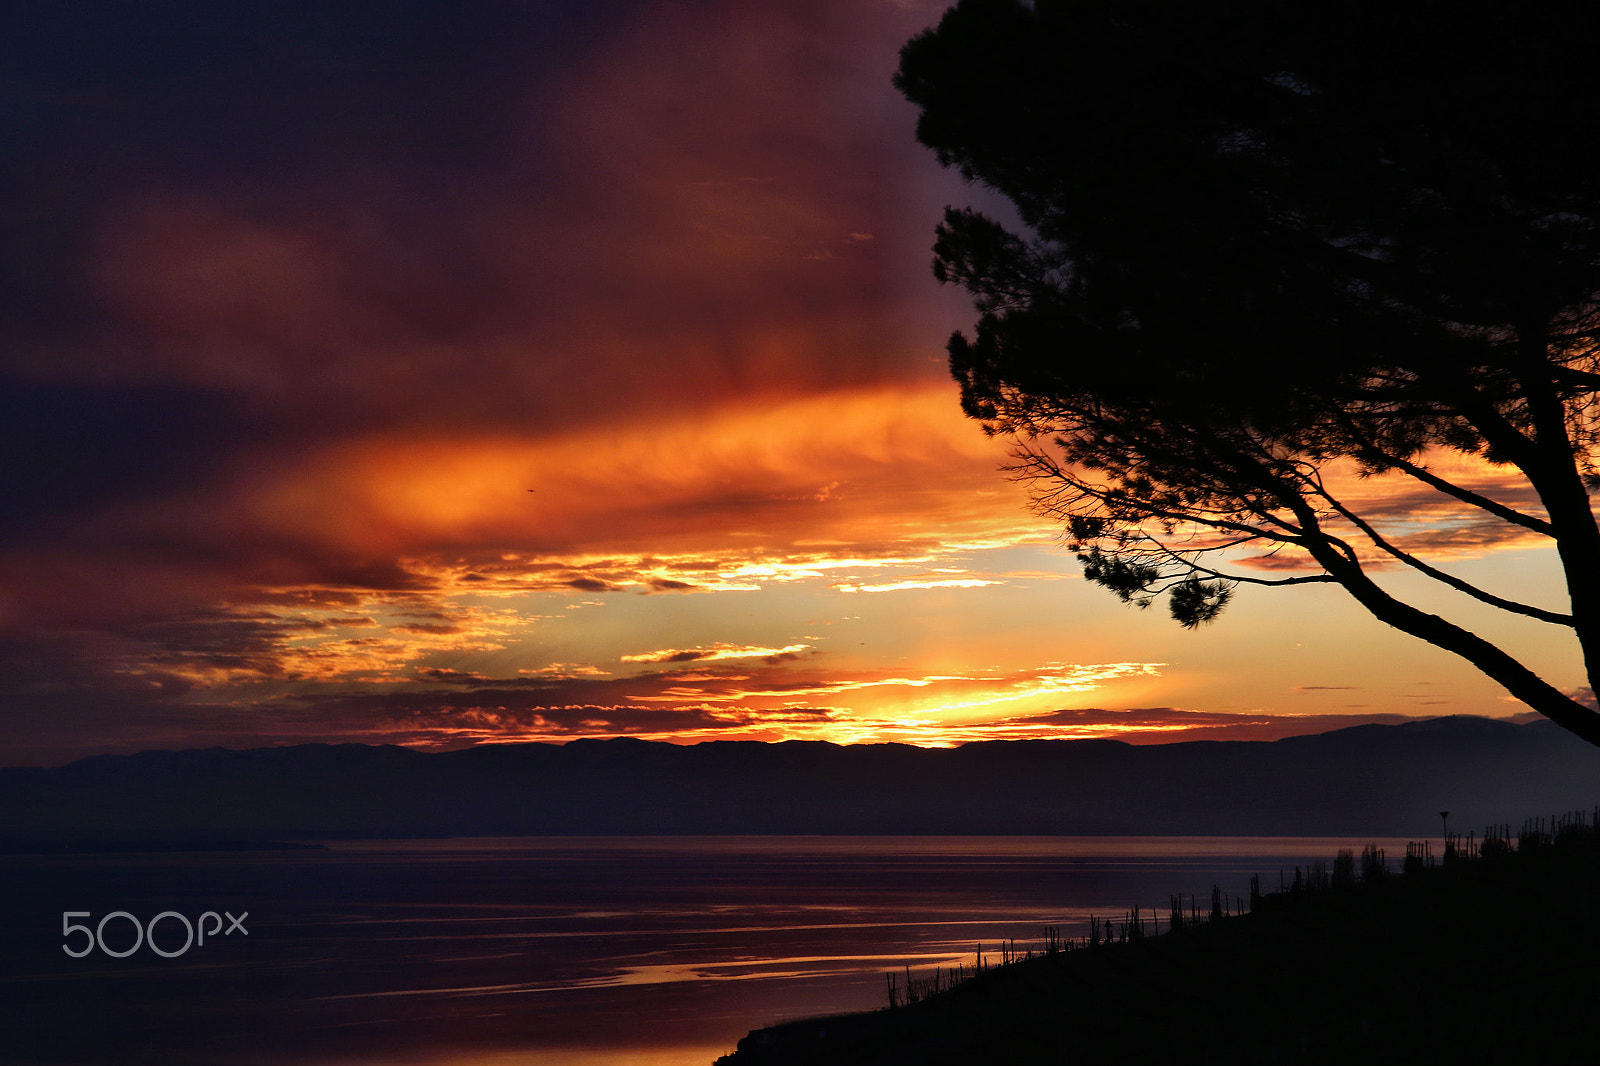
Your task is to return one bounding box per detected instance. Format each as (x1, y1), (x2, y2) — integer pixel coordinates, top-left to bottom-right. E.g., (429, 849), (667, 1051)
(1, 0), (1580, 766)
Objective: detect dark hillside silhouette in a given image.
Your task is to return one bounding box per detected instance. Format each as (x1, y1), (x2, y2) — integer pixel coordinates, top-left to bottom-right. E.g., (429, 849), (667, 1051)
(719, 815), (1600, 1064)
(895, 1), (1600, 745)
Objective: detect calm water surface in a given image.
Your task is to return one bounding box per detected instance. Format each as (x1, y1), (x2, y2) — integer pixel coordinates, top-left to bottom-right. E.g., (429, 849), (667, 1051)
(1, 836), (1416, 1065)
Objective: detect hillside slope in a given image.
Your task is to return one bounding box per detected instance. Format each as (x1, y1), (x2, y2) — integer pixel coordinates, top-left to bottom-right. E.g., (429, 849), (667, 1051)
(718, 825), (1600, 1065)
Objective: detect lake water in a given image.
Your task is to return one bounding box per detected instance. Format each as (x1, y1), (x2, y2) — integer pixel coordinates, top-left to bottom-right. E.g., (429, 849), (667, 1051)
(1, 836), (1417, 1065)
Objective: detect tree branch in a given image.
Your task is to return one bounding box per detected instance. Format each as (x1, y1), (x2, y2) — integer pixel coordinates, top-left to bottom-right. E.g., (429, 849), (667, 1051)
(1298, 522), (1600, 746)
(1333, 413), (1556, 536)
(1300, 469), (1575, 626)
(1381, 453), (1553, 536)
(1140, 535), (1336, 588)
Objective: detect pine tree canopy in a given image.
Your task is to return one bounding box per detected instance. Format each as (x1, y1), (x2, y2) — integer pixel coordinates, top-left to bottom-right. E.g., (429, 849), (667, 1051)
(896, 0), (1600, 744)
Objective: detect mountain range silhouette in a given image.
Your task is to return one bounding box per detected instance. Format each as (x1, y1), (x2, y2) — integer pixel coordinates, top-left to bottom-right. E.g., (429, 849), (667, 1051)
(3, 716), (1595, 846)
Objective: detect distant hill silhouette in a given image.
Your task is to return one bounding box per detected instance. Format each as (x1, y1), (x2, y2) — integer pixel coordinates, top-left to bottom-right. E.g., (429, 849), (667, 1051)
(3, 717), (1597, 846)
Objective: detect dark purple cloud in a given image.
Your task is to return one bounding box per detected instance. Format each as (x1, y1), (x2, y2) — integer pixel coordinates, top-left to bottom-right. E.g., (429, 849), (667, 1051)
(997, 707), (1432, 744)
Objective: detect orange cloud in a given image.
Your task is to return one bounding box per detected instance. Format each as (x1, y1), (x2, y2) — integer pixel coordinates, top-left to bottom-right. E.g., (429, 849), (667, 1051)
(237, 383), (1021, 554)
(833, 577), (999, 592)
(621, 643), (812, 664)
